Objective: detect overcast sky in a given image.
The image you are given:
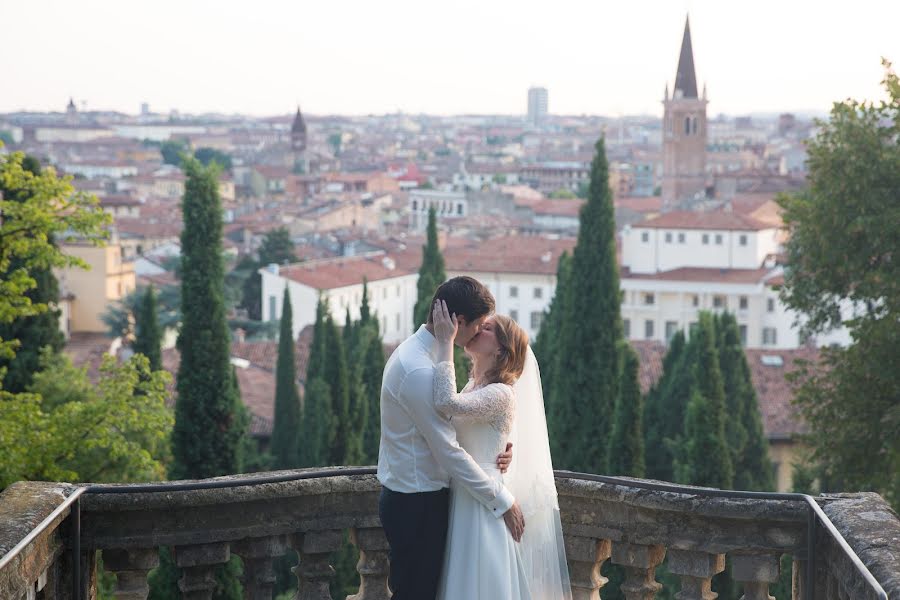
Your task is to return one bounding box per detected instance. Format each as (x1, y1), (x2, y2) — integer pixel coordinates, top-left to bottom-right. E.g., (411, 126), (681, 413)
(3, 0), (897, 117)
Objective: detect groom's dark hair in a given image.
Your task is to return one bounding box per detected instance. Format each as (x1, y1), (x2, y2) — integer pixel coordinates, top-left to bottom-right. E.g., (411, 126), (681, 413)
(427, 276), (495, 325)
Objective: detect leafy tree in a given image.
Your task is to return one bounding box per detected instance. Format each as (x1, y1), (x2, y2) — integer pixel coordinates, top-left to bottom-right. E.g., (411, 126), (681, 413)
(0, 152), (109, 364)
(0, 131), (14, 146)
(194, 147), (232, 171)
(160, 139), (190, 166)
(607, 343), (645, 477)
(672, 314), (733, 489)
(103, 283), (179, 340)
(170, 158), (247, 480)
(240, 228), (296, 320)
(0, 155), (67, 393)
(549, 187), (578, 199)
(0, 350), (172, 488)
(413, 207), (446, 329)
(777, 60), (900, 509)
(133, 285), (163, 371)
(550, 137), (623, 473)
(271, 289), (301, 469)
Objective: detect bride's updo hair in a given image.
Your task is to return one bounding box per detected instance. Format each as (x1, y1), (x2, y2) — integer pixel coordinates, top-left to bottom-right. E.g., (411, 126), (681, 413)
(482, 315), (530, 386)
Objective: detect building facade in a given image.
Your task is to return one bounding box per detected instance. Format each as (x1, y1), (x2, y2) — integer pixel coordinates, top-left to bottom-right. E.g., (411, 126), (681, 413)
(661, 17), (709, 208)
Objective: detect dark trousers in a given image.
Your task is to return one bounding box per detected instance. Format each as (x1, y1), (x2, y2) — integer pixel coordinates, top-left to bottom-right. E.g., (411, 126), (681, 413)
(379, 486), (449, 600)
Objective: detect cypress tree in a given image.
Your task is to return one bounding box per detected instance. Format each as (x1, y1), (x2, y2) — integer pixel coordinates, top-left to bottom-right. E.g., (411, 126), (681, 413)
(643, 330), (694, 481)
(323, 315), (356, 465)
(717, 312), (774, 491)
(551, 137), (623, 473)
(170, 157), (247, 480)
(673, 313), (733, 488)
(300, 378), (333, 467)
(413, 207), (446, 329)
(535, 251), (571, 461)
(359, 278), (371, 325)
(359, 323), (386, 463)
(0, 155), (65, 393)
(133, 285), (163, 371)
(607, 343), (645, 477)
(271, 288), (301, 469)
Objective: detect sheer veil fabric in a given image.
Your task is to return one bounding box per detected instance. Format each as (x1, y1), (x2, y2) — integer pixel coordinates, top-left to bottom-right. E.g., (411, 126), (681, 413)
(507, 346), (572, 599)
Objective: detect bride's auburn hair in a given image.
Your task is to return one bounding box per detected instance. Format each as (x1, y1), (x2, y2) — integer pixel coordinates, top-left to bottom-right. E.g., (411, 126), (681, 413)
(480, 315), (530, 386)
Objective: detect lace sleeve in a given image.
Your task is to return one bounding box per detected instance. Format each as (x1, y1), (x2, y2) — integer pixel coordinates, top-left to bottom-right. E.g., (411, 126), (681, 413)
(433, 361), (513, 423)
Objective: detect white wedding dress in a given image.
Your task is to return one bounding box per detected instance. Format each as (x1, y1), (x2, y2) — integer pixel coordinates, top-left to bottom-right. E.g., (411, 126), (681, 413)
(433, 361), (532, 600)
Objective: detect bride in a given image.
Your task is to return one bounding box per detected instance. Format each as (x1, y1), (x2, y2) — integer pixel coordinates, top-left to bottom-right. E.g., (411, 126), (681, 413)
(431, 300), (571, 600)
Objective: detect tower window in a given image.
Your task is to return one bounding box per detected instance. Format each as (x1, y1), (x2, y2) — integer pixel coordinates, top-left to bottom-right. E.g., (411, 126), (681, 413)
(684, 117), (691, 135)
(691, 116), (698, 134)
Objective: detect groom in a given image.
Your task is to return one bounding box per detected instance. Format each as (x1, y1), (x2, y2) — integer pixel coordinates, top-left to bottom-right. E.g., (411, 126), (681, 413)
(377, 276), (525, 600)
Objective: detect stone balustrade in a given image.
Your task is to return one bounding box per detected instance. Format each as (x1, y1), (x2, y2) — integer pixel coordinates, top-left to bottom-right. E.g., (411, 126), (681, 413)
(1, 468), (898, 600)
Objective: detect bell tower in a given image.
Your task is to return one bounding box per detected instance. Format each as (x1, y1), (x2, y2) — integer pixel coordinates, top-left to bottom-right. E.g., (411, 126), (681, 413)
(661, 16), (708, 208)
(291, 106), (308, 173)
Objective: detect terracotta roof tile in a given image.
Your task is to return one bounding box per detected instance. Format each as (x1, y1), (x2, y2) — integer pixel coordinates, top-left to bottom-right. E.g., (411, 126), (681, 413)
(636, 210), (774, 231)
(444, 236), (576, 276)
(278, 254), (416, 290)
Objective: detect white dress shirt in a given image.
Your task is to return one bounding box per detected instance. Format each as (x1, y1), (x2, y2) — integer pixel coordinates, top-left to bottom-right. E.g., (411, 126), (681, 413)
(377, 325), (515, 518)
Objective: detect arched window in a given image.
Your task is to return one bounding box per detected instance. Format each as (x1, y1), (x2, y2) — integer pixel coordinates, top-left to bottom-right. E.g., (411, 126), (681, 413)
(691, 116), (698, 134)
(684, 116), (691, 135)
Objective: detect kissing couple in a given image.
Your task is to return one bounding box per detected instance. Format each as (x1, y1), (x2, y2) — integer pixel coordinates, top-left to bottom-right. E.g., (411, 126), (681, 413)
(377, 276), (571, 599)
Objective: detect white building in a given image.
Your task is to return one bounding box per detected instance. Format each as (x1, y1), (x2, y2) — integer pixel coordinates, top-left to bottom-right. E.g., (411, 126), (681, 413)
(443, 236), (576, 341)
(527, 87), (549, 127)
(409, 190), (467, 230)
(259, 254), (419, 345)
(619, 210), (848, 349)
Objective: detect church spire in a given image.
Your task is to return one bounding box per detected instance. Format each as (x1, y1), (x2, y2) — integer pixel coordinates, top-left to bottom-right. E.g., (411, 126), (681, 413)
(673, 15), (698, 99)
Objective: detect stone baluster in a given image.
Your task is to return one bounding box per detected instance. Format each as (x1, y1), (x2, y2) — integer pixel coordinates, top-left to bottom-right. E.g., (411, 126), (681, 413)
(348, 527), (391, 600)
(174, 542), (230, 600)
(731, 554), (780, 600)
(564, 536), (612, 600)
(231, 536), (287, 600)
(290, 530), (342, 600)
(102, 548), (160, 600)
(667, 549), (725, 600)
(611, 542), (666, 600)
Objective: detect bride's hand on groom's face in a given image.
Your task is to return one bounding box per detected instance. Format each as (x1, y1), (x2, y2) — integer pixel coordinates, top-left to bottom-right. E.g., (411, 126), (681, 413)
(432, 299), (458, 344)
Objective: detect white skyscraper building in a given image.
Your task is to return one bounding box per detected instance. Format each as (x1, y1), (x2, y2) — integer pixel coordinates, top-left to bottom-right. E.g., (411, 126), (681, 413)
(527, 87), (549, 127)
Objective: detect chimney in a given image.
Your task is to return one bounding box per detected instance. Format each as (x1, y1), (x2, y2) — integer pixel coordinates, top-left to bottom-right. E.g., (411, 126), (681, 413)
(541, 251), (552, 264)
(382, 256), (396, 270)
(235, 328), (246, 343)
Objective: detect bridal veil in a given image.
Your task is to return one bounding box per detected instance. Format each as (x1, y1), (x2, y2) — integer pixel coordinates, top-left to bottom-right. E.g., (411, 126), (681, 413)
(507, 346), (572, 599)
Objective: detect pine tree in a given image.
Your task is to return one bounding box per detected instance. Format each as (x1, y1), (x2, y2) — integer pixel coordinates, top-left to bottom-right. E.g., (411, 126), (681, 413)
(551, 137), (623, 473)
(0, 155), (66, 393)
(170, 157), (247, 480)
(271, 288), (301, 469)
(717, 312), (774, 491)
(413, 207), (446, 329)
(673, 313), (733, 488)
(607, 343), (645, 477)
(535, 251), (571, 460)
(133, 285), (163, 371)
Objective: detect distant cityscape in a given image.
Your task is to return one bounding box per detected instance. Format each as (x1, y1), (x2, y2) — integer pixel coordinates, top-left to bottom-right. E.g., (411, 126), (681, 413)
(0, 17), (837, 492)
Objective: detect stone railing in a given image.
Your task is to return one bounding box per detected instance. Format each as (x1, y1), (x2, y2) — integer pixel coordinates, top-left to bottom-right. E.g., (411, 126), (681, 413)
(1, 468), (898, 600)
